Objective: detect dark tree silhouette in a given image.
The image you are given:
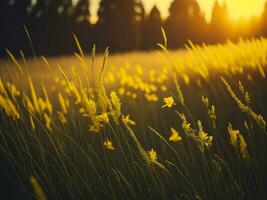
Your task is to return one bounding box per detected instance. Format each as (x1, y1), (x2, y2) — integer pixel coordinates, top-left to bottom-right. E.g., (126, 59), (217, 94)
(29, 0), (76, 54)
(165, 0), (206, 47)
(210, 1), (229, 43)
(142, 6), (162, 49)
(73, 0), (93, 51)
(0, 0), (32, 53)
(96, 0), (145, 51)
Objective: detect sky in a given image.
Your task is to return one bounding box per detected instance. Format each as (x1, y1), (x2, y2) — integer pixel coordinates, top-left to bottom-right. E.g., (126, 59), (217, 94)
(89, 0), (267, 24)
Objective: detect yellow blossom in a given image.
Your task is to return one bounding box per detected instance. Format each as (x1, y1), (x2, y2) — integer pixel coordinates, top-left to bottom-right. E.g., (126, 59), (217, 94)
(228, 124), (239, 146)
(104, 138), (115, 150)
(23, 95), (35, 114)
(182, 122), (191, 132)
(69, 82), (81, 104)
(110, 91), (121, 120)
(118, 87), (125, 95)
(57, 111), (67, 124)
(96, 112), (109, 123)
(169, 127), (182, 142)
(0, 78), (6, 94)
(122, 114), (136, 126)
(148, 149), (157, 161)
(58, 92), (68, 114)
(198, 120), (213, 151)
(38, 98), (47, 113)
(228, 123), (249, 160)
(162, 96), (175, 108)
(89, 121), (101, 133)
(44, 113), (52, 132)
(160, 85), (167, 92)
(183, 74), (190, 85)
(145, 93), (158, 102)
(6, 82), (20, 99)
(132, 93), (137, 99)
(79, 108), (85, 113)
(0, 95), (20, 120)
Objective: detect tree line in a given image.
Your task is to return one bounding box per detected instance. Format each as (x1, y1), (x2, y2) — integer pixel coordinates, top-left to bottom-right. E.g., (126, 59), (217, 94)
(1, 0), (267, 56)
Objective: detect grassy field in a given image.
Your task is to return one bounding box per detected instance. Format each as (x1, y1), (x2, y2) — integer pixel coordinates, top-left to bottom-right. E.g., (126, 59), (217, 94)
(0, 38), (267, 199)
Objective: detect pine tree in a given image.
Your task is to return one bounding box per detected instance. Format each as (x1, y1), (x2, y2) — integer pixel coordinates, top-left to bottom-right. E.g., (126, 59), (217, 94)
(96, 0), (145, 50)
(165, 0), (206, 47)
(142, 6), (162, 49)
(210, 1), (229, 42)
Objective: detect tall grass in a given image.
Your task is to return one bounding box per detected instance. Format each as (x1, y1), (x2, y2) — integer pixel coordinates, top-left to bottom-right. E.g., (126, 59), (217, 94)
(0, 37), (267, 199)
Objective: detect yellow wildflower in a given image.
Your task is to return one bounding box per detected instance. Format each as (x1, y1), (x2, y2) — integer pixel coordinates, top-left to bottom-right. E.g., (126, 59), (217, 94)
(178, 113), (191, 133)
(104, 138), (115, 150)
(69, 82), (81, 104)
(0, 78), (6, 94)
(83, 98), (96, 119)
(96, 112), (109, 123)
(79, 107), (85, 114)
(199, 131), (213, 148)
(23, 95), (35, 114)
(0, 95), (20, 120)
(208, 105), (217, 121)
(228, 124), (239, 146)
(198, 120), (213, 151)
(122, 114), (136, 126)
(228, 123), (249, 160)
(89, 121), (101, 133)
(118, 87), (125, 95)
(145, 93), (158, 102)
(162, 96), (175, 108)
(58, 92), (68, 114)
(160, 85), (167, 92)
(182, 122), (191, 132)
(132, 93), (137, 99)
(38, 98), (47, 113)
(201, 96), (209, 107)
(148, 149), (157, 161)
(110, 91), (121, 120)
(183, 74), (190, 85)
(57, 111), (67, 124)
(6, 82), (20, 99)
(44, 113), (52, 132)
(169, 127), (182, 142)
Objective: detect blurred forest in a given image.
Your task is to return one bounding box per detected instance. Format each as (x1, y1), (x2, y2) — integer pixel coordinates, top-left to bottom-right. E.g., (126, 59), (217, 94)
(1, 0), (267, 56)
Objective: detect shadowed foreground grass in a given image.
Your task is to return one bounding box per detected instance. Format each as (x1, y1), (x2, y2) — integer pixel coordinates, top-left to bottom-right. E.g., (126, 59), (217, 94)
(0, 38), (267, 199)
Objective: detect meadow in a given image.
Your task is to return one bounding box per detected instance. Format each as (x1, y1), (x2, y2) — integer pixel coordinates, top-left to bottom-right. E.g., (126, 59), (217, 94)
(0, 36), (267, 199)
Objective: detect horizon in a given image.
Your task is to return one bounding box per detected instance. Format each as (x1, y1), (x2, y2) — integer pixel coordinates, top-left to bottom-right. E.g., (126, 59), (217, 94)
(87, 0), (267, 24)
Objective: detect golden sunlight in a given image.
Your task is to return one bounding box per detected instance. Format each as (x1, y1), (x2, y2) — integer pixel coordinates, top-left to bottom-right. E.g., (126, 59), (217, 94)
(90, 0), (267, 23)
(197, 0), (266, 21)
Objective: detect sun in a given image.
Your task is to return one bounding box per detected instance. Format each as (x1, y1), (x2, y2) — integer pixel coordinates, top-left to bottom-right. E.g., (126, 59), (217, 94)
(197, 0), (266, 21)
(226, 0), (266, 20)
